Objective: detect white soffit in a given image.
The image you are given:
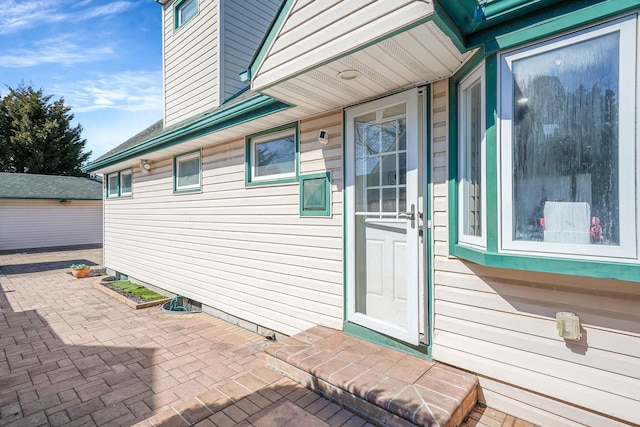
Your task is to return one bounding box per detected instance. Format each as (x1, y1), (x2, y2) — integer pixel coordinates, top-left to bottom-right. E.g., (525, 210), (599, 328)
(259, 21), (474, 114)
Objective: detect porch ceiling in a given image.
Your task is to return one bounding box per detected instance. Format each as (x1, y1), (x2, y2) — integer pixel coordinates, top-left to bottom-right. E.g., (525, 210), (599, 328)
(259, 21), (474, 116)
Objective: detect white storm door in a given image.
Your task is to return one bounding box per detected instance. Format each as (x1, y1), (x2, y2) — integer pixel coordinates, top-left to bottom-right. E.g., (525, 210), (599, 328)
(346, 89), (419, 345)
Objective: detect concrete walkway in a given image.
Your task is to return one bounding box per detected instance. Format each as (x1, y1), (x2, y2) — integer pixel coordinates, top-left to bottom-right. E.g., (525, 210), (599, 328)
(0, 247), (533, 427)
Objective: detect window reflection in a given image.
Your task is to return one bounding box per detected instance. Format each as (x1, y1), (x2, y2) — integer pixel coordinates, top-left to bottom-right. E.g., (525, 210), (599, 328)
(512, 33), (619, 245)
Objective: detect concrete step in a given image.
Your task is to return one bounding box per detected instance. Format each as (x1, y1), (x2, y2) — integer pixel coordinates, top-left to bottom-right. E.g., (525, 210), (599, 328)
(265, 326), (478, 427)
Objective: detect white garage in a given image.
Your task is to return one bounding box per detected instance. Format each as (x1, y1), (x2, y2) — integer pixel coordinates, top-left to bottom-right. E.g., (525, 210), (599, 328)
(0, 173), (103, 251)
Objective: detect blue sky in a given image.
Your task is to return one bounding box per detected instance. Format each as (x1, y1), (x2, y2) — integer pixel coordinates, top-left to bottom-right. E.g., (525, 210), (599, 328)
(0, 0), (163, 161)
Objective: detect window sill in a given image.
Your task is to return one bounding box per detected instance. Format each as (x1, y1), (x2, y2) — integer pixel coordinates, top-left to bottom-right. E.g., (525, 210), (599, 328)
(245, 177), (298, 187)
(451, 244), (640, 283)
(173, 187), (202, 195)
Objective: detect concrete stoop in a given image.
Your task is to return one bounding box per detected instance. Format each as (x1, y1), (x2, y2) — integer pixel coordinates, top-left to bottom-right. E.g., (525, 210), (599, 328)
(265, 326), (478, 427)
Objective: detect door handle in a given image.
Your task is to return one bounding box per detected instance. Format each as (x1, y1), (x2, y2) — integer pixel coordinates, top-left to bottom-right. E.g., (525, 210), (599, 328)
(399, 204), (416, 228)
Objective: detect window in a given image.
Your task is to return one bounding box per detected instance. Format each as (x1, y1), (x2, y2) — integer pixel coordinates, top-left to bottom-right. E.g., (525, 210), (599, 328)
(107, 174), (119, 198)
(458, 64), (486, 248)
(174, 151), (201, 193)
(499, 17), (637, 260)
(106, 169), (132, 198)
(120, 170), (132, 196)
(300, 172), (331, 217)
(246, 124), (298, 185)
(175, 0), (198, 30)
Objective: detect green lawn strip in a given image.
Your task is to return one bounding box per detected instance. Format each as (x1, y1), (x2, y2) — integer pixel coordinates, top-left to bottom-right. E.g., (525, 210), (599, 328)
(110, 281), (165, 301)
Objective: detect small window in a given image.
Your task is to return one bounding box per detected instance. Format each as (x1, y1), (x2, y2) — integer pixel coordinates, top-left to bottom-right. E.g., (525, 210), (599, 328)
(300, 172), (331, 217)
(107, 174), (119, 198)
(174, 151), (201, 193)
(246, 124), (298, 185)
(120, 170), (132, 196)
(175, 0), (198, 30)
(458, 64), (486, 248)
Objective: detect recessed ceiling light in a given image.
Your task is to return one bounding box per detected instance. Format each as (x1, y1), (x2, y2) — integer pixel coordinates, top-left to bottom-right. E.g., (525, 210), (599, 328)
(337, 70), (361, 80)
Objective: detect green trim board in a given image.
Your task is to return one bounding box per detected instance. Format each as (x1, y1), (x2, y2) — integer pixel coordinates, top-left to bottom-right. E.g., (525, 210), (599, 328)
(248, 9), (467, 92)
(245, 0), (296, 83)
(84, 94), (291, 173)
(467, 0), (640, 52)
(173, 150), (202, 194)
(244, 122), (299, 187)
(343, 322), (431, 361)
(299, 172), (331, 217)
(447, 11), (640, 283)
(173, 0), (198, 31)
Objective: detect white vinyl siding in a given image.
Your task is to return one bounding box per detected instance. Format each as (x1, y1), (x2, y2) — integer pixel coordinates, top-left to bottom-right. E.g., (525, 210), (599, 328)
(221, 0), (281, 101)
(163, 0), (219, 126)
(431, 79), (640, 426)
(163, 0), (281, 126)
(102, 112), (343, 336)
(252, 0), (435, 90)
(0, 200), (103, 251)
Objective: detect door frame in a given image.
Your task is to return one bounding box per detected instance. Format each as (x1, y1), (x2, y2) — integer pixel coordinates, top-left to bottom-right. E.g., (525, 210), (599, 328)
(344, 88), (420, 346)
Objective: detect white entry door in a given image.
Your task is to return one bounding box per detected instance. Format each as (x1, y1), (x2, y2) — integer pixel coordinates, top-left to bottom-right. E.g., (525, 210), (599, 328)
(345, 89), (419, 345)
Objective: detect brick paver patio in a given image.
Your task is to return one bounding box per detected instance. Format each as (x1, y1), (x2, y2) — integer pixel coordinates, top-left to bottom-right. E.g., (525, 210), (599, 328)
(0, 246), (534, 427)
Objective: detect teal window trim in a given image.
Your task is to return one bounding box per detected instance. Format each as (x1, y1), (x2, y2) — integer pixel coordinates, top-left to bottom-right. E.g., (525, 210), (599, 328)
(119, 169), (133, 198)
(174, 0), (198, 31)
(449, 16), (640, 283)
(106, 173), (119, 199)
(299, 172), (331, 217)
(106, 168), (133, 199)
(173, 150), (202, 194)
(245, 122), (299, 187)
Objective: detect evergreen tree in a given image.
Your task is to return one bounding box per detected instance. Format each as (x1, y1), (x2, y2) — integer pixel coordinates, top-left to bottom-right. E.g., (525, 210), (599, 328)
(0, 84), (91, 176)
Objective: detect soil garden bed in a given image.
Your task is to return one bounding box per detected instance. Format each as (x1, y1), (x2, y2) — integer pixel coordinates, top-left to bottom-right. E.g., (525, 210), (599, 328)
(94, 280), (171, 310)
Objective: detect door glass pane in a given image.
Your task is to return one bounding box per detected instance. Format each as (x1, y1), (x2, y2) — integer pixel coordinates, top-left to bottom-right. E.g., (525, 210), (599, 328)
(512, 32), (619, 245)
(382, 188), (396, 212)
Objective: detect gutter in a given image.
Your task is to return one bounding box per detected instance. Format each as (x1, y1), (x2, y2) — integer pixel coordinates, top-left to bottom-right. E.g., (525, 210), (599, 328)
(84, 94), (291, 173)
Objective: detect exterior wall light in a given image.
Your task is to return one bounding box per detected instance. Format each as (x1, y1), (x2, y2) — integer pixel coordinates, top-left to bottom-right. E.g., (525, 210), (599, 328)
(556, 312), (582, 341)
(140, 160), (152, 173)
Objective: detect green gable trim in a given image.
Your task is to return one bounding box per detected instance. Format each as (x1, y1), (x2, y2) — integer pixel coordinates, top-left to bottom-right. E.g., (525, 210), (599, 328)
(84, 94), (291, 173)
(246, 0), (296, 83)
(250, 10), (467, 92)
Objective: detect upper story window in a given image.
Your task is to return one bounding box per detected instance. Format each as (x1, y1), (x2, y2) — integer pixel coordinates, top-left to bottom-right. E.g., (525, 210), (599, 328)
(499, 16), (637, 260)
(174, 151), (202, 193)
(458, 64), (486, 248)
(246, 124), (298, 186)
(174, 0), (198, 30)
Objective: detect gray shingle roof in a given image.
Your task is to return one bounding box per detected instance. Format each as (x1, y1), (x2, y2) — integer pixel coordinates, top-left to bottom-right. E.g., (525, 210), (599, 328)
(0, 173), (103, 200)
(88, 88), (261, 166)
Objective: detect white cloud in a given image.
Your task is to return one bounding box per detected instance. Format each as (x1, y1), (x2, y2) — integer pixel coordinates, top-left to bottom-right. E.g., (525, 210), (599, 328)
(0, 0), (137, 35)
(0, 37), (114, 67)
(53, 70), (163, 113)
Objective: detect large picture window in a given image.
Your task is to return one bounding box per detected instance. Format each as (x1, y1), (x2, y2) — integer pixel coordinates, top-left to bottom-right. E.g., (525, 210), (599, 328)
(458, 64), (486, 248)
(500, 17), (637, 260)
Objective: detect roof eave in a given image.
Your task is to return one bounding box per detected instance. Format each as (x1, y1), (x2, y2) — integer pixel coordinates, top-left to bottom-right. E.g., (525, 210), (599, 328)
(84, 94), (291, 173)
